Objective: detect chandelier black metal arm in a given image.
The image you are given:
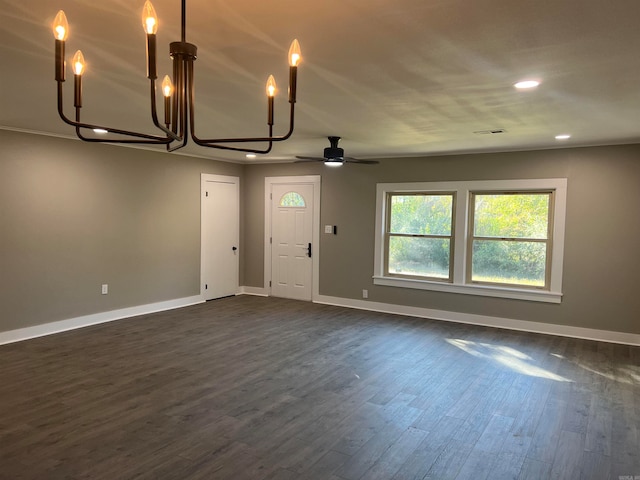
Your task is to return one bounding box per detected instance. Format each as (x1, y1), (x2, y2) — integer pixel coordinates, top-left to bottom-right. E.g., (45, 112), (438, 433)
(55, 40), (175, 145)
(51, 0), (302, 155)
(188, 63), (298, 154)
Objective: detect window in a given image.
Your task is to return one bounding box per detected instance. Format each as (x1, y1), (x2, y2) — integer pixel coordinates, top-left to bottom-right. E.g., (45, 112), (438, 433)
(469, 191), (552, 288)
(279, 192), (306, 207)
(373, 179), (567, 303)
(386, 193), (455, 281)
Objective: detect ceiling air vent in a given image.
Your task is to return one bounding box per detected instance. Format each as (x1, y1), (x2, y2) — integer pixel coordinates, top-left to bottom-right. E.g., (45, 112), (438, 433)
(474, 129), (506, 135)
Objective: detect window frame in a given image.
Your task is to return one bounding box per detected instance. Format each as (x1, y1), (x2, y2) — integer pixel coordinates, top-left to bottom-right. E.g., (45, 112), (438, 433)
(384, 191), (456, 282)
(373, 179), (567, 303)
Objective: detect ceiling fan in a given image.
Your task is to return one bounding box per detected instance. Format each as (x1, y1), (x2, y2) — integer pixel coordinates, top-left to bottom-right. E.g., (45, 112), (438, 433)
(295, 136), (379, 166)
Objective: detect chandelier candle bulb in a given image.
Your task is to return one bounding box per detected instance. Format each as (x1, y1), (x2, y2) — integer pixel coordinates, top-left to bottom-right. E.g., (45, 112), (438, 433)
(52, 10), (68, 82)
(288, 39), (301, 104)
(162, 75), (174, 97)
(162, 75), (173, 126)
(266, 75), (276, 126)
(141, 1), (158, 35)
(288, 39), (301, 67)
(72, 50), (85, 108)
(266, 75), (277, 97)
(52, 10), (69, 41)
(142, 2), (159, 80)
(72, 50), (85, 76)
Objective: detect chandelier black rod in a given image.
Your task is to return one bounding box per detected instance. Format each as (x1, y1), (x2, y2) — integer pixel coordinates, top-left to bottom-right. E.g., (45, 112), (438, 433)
(181, 0), (186, 43)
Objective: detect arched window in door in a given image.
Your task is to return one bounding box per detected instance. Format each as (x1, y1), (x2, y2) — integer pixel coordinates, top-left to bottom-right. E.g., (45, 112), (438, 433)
(279, 192), (306, 207)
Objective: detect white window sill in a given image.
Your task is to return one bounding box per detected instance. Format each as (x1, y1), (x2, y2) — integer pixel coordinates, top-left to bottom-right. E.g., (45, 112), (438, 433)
(372, 275), (563, 304)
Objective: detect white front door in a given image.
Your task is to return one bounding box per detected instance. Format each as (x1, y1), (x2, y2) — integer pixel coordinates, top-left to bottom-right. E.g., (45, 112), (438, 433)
(201, 174), (239, 300)
(270, 183), (314, 300)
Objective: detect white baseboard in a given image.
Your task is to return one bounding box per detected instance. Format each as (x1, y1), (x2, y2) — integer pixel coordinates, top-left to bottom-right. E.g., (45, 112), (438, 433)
(4, 292), (638, 347)
(0, 295), (205, 345)
(239, 286), (269, 296)
(314, 295), (640, 346)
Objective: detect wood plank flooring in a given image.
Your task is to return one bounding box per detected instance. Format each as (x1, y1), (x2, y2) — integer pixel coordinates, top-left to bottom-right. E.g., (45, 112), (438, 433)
(0, 296), (638, 479)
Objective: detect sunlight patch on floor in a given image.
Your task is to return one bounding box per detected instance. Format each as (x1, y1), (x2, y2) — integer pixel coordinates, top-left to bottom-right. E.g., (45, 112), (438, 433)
(551, 352), (640, 385)
(446, 339), (572, 382)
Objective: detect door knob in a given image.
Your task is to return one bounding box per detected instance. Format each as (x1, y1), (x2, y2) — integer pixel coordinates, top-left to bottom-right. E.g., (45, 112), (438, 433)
(232, 246), (238, 251)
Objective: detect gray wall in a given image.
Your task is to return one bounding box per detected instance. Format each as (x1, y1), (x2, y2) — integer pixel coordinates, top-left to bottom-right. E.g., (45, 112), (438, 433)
(1, 130), (242, 331)
(2, 129), (639, 336)
(244, 145), (640, 334)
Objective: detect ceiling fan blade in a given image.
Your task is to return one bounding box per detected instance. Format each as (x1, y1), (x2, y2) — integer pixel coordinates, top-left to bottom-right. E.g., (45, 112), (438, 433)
(344, 158), (380, 164)
(295, 156), (325, 162)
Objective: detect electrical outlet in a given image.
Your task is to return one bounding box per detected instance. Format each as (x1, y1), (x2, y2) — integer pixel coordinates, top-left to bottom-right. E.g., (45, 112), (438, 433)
(362, 289), (368, 299)
(101, 284), (108, 295)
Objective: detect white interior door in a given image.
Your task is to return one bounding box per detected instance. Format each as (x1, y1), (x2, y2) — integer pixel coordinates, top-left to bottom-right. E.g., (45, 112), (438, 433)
(270, 183), (314, 300)
(201, 175), (239, 300)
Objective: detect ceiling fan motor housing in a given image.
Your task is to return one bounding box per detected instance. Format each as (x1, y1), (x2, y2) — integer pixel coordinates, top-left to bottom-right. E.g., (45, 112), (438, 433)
(324, 146), (344, 159)
(324, 136), (344, 159)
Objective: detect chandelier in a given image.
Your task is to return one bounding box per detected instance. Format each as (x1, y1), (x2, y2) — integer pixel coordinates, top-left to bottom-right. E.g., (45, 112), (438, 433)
(52, 0), (302, 154)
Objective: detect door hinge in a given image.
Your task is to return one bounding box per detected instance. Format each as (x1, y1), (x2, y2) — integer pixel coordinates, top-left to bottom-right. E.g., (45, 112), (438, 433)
(269, 281), (272, 287)
(206, 191), (209, 197)
(205, 284), (208, 290)
(270, 237), (272, 244)
(270, 193), (273, 200)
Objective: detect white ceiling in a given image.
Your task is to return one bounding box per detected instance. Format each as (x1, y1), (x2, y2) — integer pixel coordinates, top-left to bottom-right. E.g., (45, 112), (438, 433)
(1, 0), (640, 163)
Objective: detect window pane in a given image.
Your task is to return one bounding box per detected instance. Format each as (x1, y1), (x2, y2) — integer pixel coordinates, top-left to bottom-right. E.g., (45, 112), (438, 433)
(471, 240), (546, 287)
(474, 193), (549, 239)
(280, 192), (305, 207)
(389, 236), (450, 279)
(390, 194), (453, 235)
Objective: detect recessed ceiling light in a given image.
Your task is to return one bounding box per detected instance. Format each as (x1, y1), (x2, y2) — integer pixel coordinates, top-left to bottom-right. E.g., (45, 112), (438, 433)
(514, 80), (540, 90)
(245, 154), (257, 159)
(93, 128), (108, 134)
(555, 134), (571, 140)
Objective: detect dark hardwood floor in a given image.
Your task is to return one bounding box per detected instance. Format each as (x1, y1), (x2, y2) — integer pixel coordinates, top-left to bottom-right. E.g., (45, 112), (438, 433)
(1, 296), (638, 479)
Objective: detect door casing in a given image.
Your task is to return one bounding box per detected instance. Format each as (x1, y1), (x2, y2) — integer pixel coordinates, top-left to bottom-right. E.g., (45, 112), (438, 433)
(264, 176), (321, 301)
